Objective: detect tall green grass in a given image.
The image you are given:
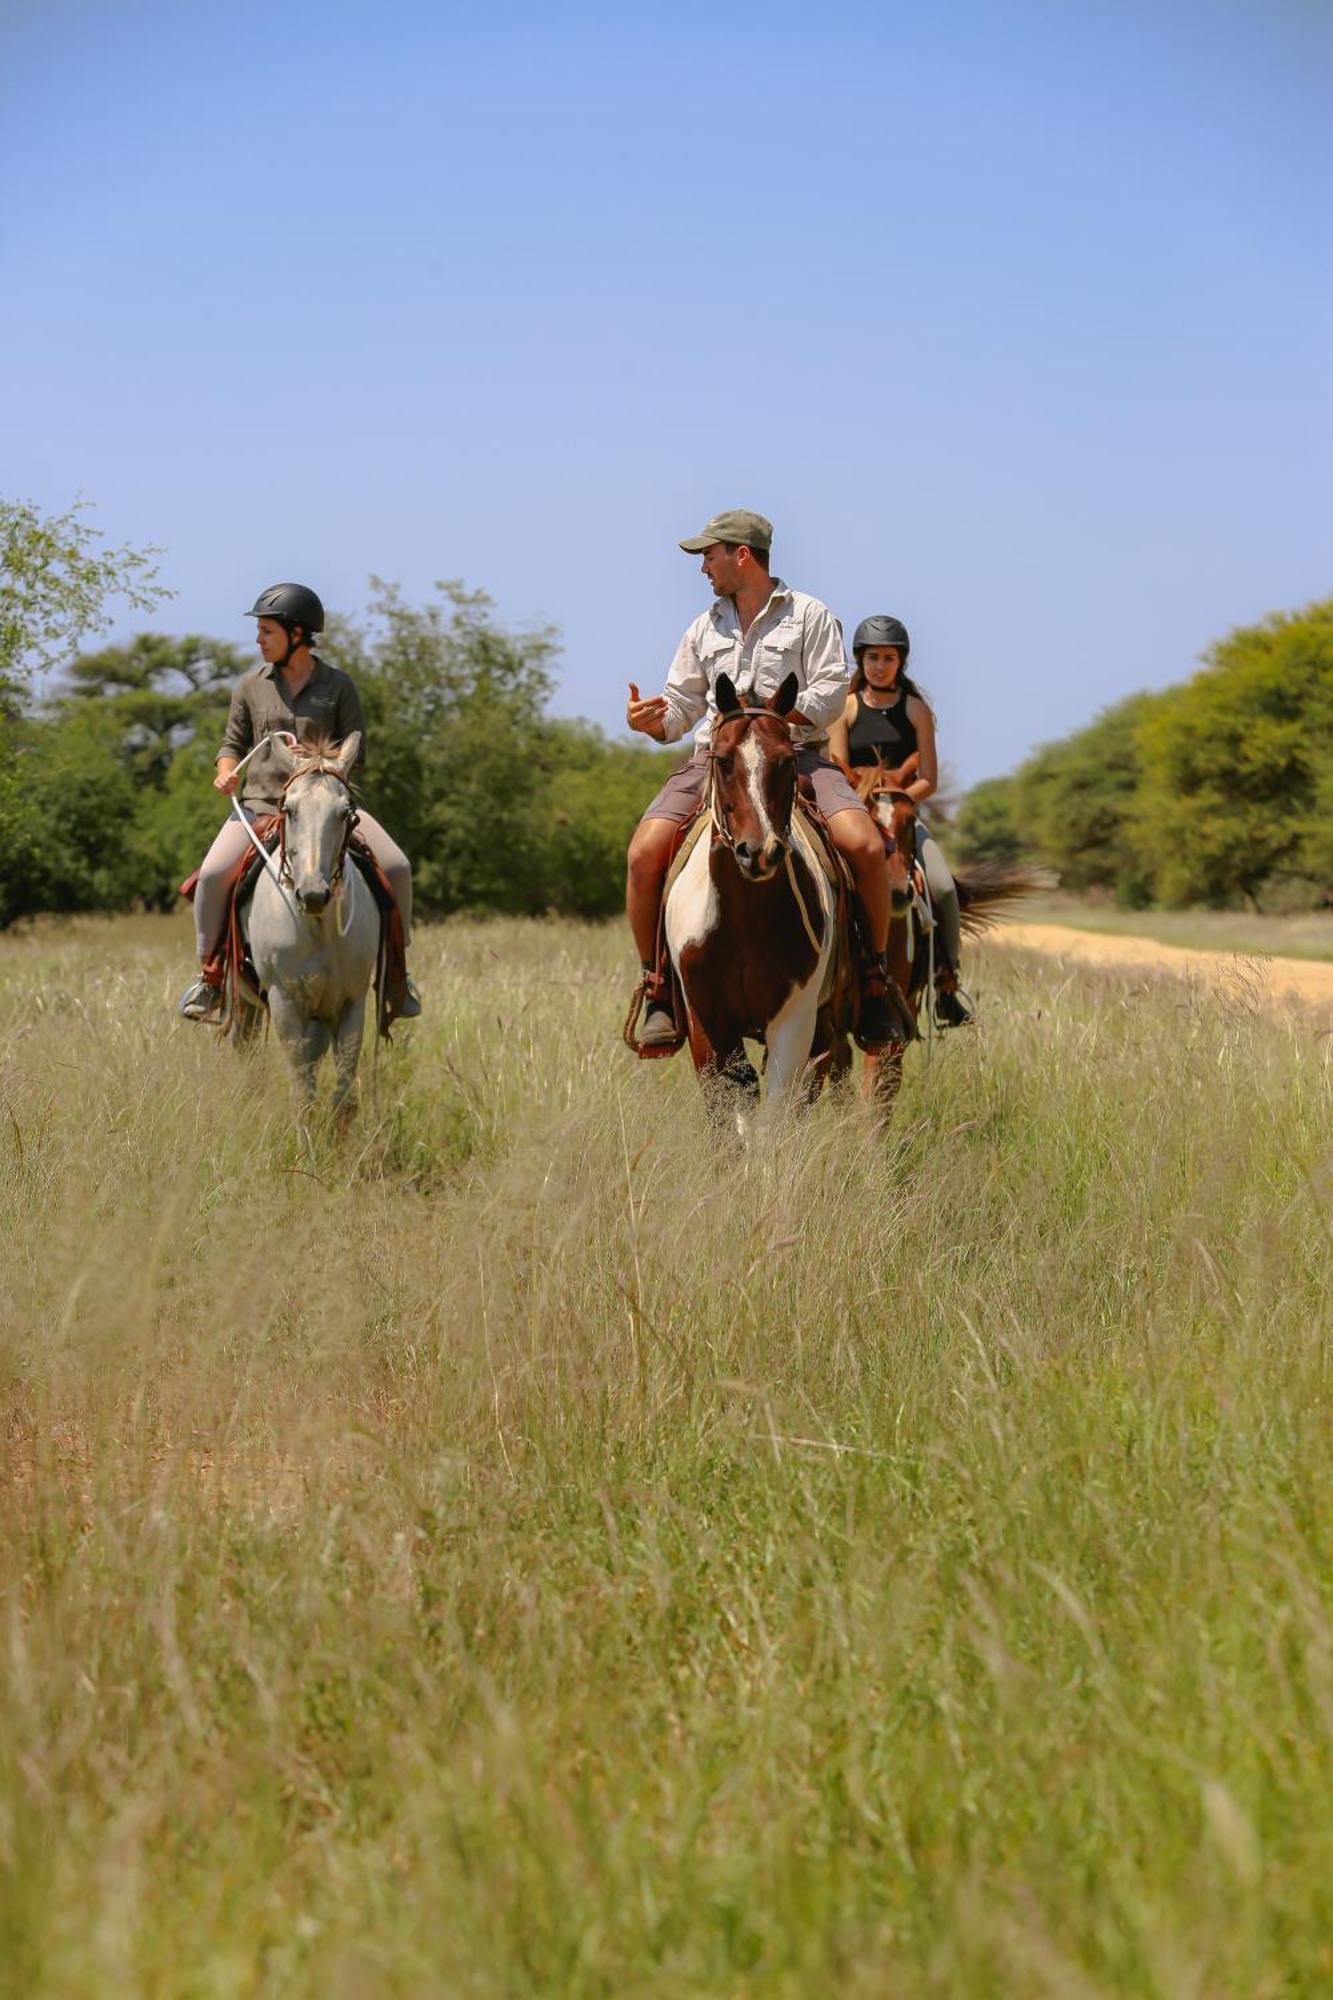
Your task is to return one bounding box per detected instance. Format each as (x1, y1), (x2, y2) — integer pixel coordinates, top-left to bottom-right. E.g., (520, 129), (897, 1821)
(2, 913), (1331, 1996)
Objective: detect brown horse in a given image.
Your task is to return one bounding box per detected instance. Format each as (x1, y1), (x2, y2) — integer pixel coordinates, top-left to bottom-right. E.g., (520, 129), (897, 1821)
(664, 672), (867, 1132)
(854, 766), (1040, 1107)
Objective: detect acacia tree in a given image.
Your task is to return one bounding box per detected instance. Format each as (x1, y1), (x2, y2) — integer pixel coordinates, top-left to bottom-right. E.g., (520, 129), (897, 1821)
(0, 498), (172, 711)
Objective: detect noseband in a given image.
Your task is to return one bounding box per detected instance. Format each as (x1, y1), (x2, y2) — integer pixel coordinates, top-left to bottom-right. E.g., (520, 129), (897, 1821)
(277, 763), (359, 892)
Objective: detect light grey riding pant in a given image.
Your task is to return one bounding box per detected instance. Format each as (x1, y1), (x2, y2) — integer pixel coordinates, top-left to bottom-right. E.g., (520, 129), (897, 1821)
(194, 809), (412, 958)
(916, 824), (961, 970)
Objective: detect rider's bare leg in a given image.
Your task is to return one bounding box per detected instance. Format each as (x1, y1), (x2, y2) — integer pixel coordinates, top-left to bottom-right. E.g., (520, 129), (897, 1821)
(626, 816), (679, 968)
(627, 815), (682, 1043)
(825, 809), (890, 955)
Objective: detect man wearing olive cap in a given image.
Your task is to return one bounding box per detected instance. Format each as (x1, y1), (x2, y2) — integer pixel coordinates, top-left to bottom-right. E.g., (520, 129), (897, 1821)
(626, 510), (897, 1045)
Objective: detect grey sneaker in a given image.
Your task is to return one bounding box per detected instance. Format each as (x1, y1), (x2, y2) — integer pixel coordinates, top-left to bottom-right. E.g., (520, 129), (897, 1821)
(179, 977), (223, 1021)
(398, 976), (422, 1019)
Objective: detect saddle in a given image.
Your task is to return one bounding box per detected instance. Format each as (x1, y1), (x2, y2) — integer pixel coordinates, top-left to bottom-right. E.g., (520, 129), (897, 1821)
(179, 823), (410, 1038)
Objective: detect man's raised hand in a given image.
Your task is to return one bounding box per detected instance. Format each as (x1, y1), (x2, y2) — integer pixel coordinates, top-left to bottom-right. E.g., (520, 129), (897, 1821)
(626, 681), (669, 741)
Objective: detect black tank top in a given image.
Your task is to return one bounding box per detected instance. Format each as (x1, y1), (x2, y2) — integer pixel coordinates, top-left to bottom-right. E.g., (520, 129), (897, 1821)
(846, 687), (917, 767)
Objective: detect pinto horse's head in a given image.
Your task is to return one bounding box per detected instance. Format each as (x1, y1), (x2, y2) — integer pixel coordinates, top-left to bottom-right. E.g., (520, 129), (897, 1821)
(270, 731), (361, 913)
(711, 672), (799, 881)
(854, 763), (917, 914)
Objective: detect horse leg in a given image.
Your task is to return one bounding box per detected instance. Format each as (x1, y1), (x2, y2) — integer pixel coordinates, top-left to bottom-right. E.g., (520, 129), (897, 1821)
(864, 1043), (905, 1122)
(688, 1015), (758, 1140)
(268, 989), (328, 1106)
(759, 981), (822, 1126)
(808, 1012), (852, 1104)
(331, 994), (368, 1119)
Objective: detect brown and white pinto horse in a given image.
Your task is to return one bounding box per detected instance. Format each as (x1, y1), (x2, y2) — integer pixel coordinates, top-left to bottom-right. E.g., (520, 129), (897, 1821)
(664, 673), (846, 1130)
(856, 767), (1041, 1108)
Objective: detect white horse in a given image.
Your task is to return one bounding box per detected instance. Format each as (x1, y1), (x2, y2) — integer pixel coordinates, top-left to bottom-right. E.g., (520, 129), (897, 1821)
(244, 733), (380, 1111)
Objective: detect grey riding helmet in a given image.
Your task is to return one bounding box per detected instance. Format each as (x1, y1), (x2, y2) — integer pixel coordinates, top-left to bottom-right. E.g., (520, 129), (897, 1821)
(245, 582), (325, 639)
(852, 614), (910, 661)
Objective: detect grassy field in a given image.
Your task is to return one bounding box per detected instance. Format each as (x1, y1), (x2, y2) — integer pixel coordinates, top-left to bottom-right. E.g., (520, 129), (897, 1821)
(1015, 893), (1333, 963)
(2, 911), (1332, 1997)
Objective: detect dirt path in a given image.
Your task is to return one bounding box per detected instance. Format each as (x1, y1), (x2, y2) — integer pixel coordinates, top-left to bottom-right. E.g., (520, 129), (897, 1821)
(990, 921), (1333, 1017)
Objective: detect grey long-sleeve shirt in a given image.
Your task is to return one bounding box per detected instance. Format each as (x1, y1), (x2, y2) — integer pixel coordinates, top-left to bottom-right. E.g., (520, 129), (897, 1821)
(658, 579), (850, 750)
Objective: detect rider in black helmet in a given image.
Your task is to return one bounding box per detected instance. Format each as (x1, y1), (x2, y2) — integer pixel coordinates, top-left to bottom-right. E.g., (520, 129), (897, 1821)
(829, 615), (974, 1028)
(179, 582), (422, 1021)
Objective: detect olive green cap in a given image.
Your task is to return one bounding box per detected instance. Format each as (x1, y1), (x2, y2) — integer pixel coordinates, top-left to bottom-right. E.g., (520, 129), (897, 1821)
(678, 508), (774, 554)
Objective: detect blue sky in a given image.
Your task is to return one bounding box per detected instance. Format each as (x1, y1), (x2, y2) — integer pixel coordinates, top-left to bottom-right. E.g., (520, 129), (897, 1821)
(4, 0), (1330, 785)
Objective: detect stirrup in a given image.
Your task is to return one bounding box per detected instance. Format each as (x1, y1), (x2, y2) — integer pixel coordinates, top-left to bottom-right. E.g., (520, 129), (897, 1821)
(625, 966), (685, 1058)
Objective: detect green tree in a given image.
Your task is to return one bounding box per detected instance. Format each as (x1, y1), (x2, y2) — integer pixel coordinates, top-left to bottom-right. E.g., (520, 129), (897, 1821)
(0, 499), (172, 710)
(532, 722), (678, 917)
(1014, 694), (1158, 904)
(950, 775), (1020, 867)
(330, 579), (563, 915)
(1130, 599), (1333, 907)
(0, 705), (144, 927)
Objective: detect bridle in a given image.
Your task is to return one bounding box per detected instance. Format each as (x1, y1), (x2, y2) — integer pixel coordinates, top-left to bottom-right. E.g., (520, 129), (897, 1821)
(277, 761), (360, 897)
(706, 707), (794, 855)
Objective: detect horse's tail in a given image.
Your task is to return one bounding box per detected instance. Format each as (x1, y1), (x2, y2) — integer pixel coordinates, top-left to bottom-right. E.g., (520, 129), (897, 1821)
(955, 861), (1054, 936)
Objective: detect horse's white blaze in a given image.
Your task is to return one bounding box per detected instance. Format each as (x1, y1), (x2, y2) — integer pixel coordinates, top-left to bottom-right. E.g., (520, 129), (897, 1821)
(740, 734), (777, 852)
(664, 831), (718, 958)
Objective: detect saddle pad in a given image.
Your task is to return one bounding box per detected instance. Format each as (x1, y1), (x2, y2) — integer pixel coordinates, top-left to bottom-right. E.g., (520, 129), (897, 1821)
(663, 807), (711, 899)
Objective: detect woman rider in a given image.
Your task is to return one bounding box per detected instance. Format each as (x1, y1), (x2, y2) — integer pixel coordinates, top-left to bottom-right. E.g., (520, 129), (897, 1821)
(828, 615), (973, 1028)
(179, 582), (421, 1020)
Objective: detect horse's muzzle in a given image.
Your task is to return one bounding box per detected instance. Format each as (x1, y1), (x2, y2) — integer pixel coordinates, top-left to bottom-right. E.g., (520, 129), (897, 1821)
(297, 884), (331, 913)
(733, 838), (786, 881)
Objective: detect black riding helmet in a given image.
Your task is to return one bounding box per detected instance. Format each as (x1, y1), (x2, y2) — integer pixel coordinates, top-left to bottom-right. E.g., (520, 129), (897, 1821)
(245, 582), (325, 651)
(852, 614), (910, 661)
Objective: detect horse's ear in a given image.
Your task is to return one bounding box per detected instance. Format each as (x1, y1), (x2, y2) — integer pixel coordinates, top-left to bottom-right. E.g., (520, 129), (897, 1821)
(268, 731), (298, 775)
(715, 673), (741, 716)
(332, 731), (361, 779)
(768, 671), (799, 718)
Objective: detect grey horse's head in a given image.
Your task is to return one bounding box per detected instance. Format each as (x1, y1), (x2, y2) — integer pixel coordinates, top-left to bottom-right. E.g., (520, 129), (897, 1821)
(270, 732), (361, 914)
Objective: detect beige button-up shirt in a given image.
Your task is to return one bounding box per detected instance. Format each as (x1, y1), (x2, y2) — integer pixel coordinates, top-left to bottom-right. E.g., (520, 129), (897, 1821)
(218, 653), (366, 812)
(659, 579), (850, 750)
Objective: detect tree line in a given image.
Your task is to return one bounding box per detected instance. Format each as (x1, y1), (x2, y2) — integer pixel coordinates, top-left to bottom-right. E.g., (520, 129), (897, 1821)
(7, 498), (1330, 927)
(952, 597), (1333, 910)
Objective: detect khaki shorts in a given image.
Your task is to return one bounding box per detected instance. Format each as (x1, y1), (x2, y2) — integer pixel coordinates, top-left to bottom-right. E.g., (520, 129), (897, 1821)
(641, 748), (866, 825)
